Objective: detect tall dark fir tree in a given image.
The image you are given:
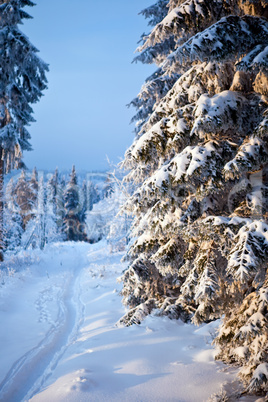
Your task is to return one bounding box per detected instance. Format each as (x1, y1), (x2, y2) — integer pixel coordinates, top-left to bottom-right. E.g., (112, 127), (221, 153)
(0, 0), (48, 259)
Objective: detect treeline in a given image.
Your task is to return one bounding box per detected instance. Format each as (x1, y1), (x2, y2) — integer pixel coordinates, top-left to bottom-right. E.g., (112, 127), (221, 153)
(3, 166), (112, 252)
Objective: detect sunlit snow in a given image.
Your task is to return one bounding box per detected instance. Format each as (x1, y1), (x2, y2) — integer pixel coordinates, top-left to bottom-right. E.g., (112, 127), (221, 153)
(0, 240), (238, 401)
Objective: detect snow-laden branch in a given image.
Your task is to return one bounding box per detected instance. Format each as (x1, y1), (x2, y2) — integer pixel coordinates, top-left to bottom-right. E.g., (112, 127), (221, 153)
(163, 15), (268, 73)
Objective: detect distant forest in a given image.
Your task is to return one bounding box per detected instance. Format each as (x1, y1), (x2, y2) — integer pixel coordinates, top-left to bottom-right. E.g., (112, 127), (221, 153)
(3, 166), (128, 252)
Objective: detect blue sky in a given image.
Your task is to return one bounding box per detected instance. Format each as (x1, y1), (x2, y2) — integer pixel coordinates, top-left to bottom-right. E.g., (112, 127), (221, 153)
(22, 0), (154, 172)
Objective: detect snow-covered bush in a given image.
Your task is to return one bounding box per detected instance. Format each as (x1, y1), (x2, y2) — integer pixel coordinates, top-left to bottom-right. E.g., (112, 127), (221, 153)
(86, 172), (131, 251)
(85, 209), (104, 243)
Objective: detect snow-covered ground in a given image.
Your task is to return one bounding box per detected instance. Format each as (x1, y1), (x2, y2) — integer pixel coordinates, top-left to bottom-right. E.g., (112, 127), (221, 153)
(0, 240), (247, 401)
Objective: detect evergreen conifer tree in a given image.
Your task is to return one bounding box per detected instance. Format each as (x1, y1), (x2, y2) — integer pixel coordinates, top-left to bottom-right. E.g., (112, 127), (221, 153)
(63, 166), (86, 241)
(45, 173), (63, 244)
(0, 0), (48, 259)
(122, 0), (268, 394)
(46, 168), (65, 233)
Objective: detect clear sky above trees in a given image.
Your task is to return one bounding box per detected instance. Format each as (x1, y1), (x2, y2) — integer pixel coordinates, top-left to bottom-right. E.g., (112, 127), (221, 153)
(22, 0), (154, 172)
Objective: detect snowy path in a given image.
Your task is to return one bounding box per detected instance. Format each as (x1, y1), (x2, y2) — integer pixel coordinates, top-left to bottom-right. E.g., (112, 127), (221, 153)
(0, 241), (238, 401)
(0, 243), (89, 401)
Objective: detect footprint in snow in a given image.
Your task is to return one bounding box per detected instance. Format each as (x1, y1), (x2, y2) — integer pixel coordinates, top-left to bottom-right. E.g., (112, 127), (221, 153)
(34, 286), (57, 325)
(69, 369), (96, 392)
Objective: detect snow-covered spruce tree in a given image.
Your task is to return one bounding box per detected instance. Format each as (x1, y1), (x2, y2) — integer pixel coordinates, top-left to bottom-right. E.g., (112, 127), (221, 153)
(45, 173), (64, 244)
(63, 166), (87, 242)
(121, 1), (268, 391)
(0, 0), (48, 259)
(46, 168), (65, 234)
